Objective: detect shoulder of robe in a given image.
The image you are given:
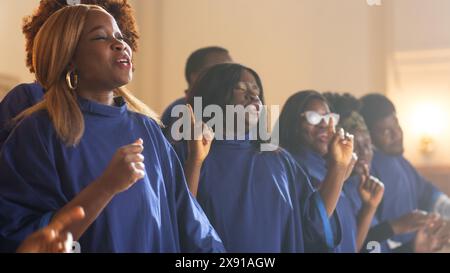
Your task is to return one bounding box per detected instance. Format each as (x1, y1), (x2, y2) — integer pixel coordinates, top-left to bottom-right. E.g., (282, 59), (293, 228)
(12, 109), (54, 139)
(2, 83), (42, 103)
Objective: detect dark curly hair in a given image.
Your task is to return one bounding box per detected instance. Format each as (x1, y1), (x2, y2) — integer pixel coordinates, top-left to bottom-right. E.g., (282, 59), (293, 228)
(22, 0), (139, 73)
(322, 92), (361, 121)
(323, 92), (369, 135)
(359, 93), (396, 132)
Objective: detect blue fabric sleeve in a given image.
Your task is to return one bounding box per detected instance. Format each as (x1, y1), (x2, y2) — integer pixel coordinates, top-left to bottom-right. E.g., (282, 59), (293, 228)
(0, 113), (66, 248)
(150, 120), (225, 253)
(313, 192), (335, 250)
(406, 160), (443, 211)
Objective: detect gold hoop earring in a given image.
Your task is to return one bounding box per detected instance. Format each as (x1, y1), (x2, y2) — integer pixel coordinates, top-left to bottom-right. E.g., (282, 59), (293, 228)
(66, 70), (78, 90)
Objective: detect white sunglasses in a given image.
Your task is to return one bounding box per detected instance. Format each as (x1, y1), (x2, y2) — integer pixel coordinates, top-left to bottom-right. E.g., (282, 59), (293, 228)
(302, 111), (340, 126)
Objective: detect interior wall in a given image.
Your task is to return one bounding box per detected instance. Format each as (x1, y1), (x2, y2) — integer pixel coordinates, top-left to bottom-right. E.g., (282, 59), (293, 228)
(0, 0), (37, 98)
(135, 0), (386, 114)
(385, 0), (450, 166)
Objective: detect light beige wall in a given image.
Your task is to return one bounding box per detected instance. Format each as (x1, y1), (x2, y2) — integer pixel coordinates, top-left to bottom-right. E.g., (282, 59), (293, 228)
(0, 0), (38, 97)
(128, 0), (385, 111)
(0, 0), (386, 112)
(133, 0), (386, 114)
(3, 0), (449, 166)
(126, 0), (161, 111)
(385, 0), (450, 166)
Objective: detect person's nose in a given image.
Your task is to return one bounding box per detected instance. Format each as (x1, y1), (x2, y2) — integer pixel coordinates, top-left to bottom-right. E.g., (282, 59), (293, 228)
(112, 38), (126, 51)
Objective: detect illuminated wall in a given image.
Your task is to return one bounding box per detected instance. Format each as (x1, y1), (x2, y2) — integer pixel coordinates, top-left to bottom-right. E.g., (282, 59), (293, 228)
(386, 0), (450, 166)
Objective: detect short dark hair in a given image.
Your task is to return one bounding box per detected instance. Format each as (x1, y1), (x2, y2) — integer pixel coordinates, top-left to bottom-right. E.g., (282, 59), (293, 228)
(359, 93), (396, 131)
(185, 46), (229, 85)
(323, 92), (368, 135)
(323, 92), (360, 121)
(277, 90), (327, 154)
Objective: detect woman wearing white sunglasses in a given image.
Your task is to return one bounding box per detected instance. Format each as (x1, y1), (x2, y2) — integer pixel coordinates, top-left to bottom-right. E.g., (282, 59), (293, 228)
(277, 90), (358, 252)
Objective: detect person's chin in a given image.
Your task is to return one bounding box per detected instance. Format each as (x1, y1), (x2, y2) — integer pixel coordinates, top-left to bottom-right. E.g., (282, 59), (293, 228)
(387, 146), (404, 156)
(114, 77), (131, 88)
(353, 166), (364, 177)
(315, 143), (328, 156)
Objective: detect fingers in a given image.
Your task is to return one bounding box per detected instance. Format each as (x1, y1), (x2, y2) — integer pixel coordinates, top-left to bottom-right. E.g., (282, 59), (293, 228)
(360, 175), (380, 192)
(369, 177), (378, 192)
(49, 206), (85, 233)
(329, 124), (342, 148)
(410, 210), (431, 227)
(188, 104), (209, 141)
(40, 227), (57, 242)
(121, 140), (145, 171)
(186, 104), (196, 125)
(328, 116), (336, 136)
(64, 232), (74, 253)
(425, 214), (445, 233)
(343, 132), (354, 146)
(134, 162), (145, 171)
(202, 123), (215, 142)
(359, 164), (369, 188)
(122, 142), (144, 154)
(16, 226), (56, 253)
(49, 236), (66, 253)
(131, 162), (146, 179)
(332, 127), (354, 149)
(187, 104), (196, 126)
(363, 164), (370, 180)
(346, 153), (357, 173)
(373, 182), (385, 198)
(358, 176), (366, 192)
(125, 153), (145, 163)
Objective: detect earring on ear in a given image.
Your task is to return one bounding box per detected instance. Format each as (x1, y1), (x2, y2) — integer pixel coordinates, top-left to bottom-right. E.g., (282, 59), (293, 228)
(66, 70), (78, 90)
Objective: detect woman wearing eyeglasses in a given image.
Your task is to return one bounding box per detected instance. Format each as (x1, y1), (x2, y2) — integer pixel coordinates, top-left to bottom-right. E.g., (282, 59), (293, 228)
(277, 90), (359, 252)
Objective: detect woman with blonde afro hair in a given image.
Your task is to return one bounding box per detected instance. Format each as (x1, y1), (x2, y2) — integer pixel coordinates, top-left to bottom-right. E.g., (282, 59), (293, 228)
(0, 4), (224, 253)
(0, 0), (143, 150)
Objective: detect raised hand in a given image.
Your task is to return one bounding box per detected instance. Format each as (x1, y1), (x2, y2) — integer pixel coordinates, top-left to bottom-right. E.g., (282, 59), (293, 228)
(17, 206), (85, 253)
(186, 104), (214, 164)
(99, 138), (146, 195)
(328, 118), (355, 170)
(414, 214), (450, 252)
(183, 104), (214, 197)
(390, 210), (431, 235)
(358, 164), (384, 209)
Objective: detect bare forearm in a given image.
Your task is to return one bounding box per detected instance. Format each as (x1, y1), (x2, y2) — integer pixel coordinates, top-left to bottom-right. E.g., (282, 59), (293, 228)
(184, 159), (203, 197)
(356, 205), (377, 251)
(51, 179), (114, 241)
(318, 163), (347, 216)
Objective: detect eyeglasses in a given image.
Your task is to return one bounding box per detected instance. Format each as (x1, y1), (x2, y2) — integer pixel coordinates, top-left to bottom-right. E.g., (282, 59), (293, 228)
(301, 111), (340, 126)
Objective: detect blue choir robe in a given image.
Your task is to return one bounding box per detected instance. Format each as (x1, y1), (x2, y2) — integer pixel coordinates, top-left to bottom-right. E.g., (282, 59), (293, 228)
(0, 96), (224, 253)
(161, 97), (186, 143)
(343, 175), (391, 252)
(0, 83), (44, 150)
(370, 149), (443, 247)
(291, 147), (357, 253)
(174, 140), (338, 253)
(0, 83), (44, 252)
